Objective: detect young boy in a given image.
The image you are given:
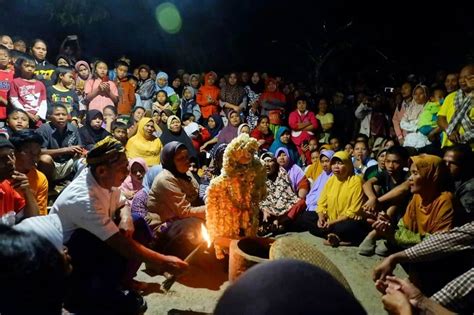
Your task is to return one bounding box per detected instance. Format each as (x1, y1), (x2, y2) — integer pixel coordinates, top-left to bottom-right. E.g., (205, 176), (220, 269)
(359, 145), (410, 256)
(111, 121), (128, 146)
(0, 46), (13, 132)
(329, 135), (341, 152)
(180, 86), (201, 122)
(115, 61), (135, 116)
(47, 66), (79, 121)
(127, 75), (143, 109)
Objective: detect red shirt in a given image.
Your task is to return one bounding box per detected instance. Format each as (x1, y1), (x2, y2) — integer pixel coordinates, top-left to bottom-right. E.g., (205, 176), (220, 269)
(0, 180), (26, 217)
(0, 69), (14, 119)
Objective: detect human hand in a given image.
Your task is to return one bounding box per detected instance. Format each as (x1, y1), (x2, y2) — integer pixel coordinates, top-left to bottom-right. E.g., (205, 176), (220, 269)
(448, 130), (461, 143)
(317, 215), (328, 229)
(124, 190), (137, 200)
(373, 255), (396, 282)
(385, 276), (424, 308)
(67, 145), (84, 155)
(381, 289), (413, 315)
(27, 112), (38, 122)
(362, 197), (378, 213)
(119, 215), (135, 238)
(372, 216), (393, 237)
(11, 171), (30, 192)
(165, 255), (189, 270)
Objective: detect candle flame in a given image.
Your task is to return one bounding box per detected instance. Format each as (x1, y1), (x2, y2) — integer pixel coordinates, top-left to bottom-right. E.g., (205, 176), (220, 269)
(201, 224), (211, 247)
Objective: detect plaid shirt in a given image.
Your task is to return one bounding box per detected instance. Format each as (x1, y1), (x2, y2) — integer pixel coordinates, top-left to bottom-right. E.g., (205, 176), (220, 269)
(405, 222), (474, 312)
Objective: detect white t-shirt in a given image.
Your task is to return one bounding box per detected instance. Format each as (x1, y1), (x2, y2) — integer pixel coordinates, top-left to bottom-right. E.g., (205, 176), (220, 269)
(50, 168), (124, 243)
(14, 213), (63, 251)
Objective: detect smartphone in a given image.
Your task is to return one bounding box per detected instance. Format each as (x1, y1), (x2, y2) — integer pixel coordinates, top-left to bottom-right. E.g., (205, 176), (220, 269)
(302, 140), (309, 146)
(384, 87), (394, 93)
(67, 35), (78, 41)
(101, 75), (109, 83)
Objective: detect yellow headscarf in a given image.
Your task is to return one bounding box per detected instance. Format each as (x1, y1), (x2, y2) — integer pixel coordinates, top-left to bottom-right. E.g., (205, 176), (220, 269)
(126, 117), (162, 166)
(331, 151), (354, 176)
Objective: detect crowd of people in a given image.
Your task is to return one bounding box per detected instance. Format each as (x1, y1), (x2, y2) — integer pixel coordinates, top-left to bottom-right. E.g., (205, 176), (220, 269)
(0, 33), (473, 314)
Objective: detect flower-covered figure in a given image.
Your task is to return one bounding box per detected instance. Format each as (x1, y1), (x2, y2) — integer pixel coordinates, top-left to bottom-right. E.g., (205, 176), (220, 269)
(206, 133), (267, 259)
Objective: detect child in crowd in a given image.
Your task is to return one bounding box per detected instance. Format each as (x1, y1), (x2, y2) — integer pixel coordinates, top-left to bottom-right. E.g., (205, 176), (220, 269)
(111, 121), (128, 146)
(181, 113), (196, 126)
(329, 135), (341, 152)
(47, 66), (79, 122)
(74, 60), (91, 107)
(128, 75), (143, 109)
(155, 71), (179, 113)
(84, 60), (119, 112)
(127, 106), (146, 138)
(120, 158), (148, 206)
(102, 104), (117, 132)
(344, 143), (354, 155)
(9, 55), (48, 127)
(0, 46), (13, 132)
(4, 108), (29, 138)
(152, 90), (171, 112)
(114, 60), (136, 116)
(180, 86), (201, 122)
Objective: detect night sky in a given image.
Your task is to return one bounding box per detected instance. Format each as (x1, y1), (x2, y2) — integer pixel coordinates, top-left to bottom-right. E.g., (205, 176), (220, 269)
(1, 0), (473, 86)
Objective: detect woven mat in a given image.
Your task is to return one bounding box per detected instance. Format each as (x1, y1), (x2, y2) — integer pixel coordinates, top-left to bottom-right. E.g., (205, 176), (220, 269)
(269, 234), (352, 293)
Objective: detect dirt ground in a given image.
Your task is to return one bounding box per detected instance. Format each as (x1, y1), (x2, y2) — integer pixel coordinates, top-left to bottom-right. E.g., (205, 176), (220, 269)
(135, 232), (407, 315)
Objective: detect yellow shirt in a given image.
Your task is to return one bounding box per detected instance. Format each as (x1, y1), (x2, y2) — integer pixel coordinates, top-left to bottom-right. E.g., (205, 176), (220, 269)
(438, 91), (474, 149)
(317, 174), (364, 221)
(26, 168), (49, 215)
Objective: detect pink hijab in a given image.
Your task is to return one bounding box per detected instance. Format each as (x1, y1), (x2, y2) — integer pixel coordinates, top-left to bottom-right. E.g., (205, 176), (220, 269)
(120, 158), (149, 192)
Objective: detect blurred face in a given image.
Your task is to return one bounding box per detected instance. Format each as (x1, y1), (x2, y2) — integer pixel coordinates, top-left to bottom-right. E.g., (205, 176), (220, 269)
(385, 153), (402, 176)
(182, 73), (190, 84)
(139, 68), (149, 80)
(15, 142), (41, 173)
(263, 157), (277, 175)
(14, 40), (26, 52)
(384, 140), (395, 149)
(130, 162), (146, 181)
(103, 108), (116, 122)
(143, 121), (155, 137)
(133, 108), (145, 122)
(150, 70), (157, 80)
(128, 78), (138, 89)
(108, 153), (130, 187)
(267, 81), (277, 92)
(50, 107), (68, 128)
(241, 72), (249, 83)
(95, 62), (108, 78)
(318, 99), (328, 113)
(408, 163), (423, 193)
(296, 100), (307, 112)
(333, 93), (344, 105)
(308, 139), (318, 151)
(153, 111), (160, 124)
(172, 77), (181, 88)
(57, 57), (69, 67)
(353, 142), (368, 159)
(432, 89), (446, 103)
(7, 111), (29, 131)
(228, 73), (238, 86)
(320, 155), (331, 173)
(277, 152), (289, 167)
(251, 72), (260, 84)
(90, 115), (103, 129)
(280, 131), (290, 144)
(31, 41), (47, 61)
(113, 128), (127, 142)
(0, 35), (13, 50)
(116, 65), (128, 79)
(184, 89), (193, 100)
(78, 65), (90, 79)
(401, 83), (412, 99)
(444, 150), (462, 180)
(174, 148), (190, 174)
(207, 117), (216, 129)
(161, 112), (169, 123)
(0, 49), (9, 68)
(191, 76), (200, 88)
(413, 87), (427, 105)
(240, 125), (250, 134)
(229, 112), (240, 127)
(331, 158), (348, 179)
(377, 151), (387, 170)
(444, 74), (459, 93)
(0, 147), (15, 180)
(259, 117), (269, 131)
(60, 72), (74, 88)
(459, 66), (474, 93)
(207, 75), (215, 86)
(330, 138), (340, 150)
(157, 92), (167, 104)
(169, 118), (181, 133)
(20, 60), (35, 79)
(311, 151), (320, 164)
(157, 77), (167, 87)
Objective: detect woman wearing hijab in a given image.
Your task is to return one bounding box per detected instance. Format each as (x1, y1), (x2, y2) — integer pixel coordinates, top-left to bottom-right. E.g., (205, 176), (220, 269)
(136, 64), (156, 110)
(159, 115), (197, 159)
(250, 115), (274, 151)
(219, 72), (247, 116)
(200, 114), (224, 152)
(259, 78), (286, 135)
(216, 110), (241, 145)
(237, 123), (251, 136)
(196, 72), (220, 120)
(74, 60), (91, 103)
(126, 117), (163, 166)
(120, 157), (148, 205)
(275, 147), (310, 198)
(269, 126), (300, 165)
(305, 149), (335, 212)
(147, 142), (206, 258)
(155, 71), (179, 113)
(78, 110), (110, 150)
(316, 151), (367, 247)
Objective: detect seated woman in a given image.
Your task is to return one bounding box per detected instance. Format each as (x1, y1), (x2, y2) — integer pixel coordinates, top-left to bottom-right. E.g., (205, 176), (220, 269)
(78, 110), (110, 151)
(352, 140), (377, 175)
(120, 158), (148, 207)
(200, 114), (224, 153)
(259, 152), (306, 236)
(274, 147), (310, 198)
(269, 126), (300, 165)
(126, 117), (162, 167)
(216, 110), (241, 145)
(305, 149), (335, 212)
(237, 123), (251, 136)
(316, 151), (367, 246)
(250, 115), (274, 151)
(126, 106), (146, 138)
(160, 115), (197, 160)
(147, 141), (206, 259)
(372, 154), (454, 249)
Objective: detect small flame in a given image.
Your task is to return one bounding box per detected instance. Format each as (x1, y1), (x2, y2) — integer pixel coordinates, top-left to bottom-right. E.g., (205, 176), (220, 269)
(201, 224), (211, 248)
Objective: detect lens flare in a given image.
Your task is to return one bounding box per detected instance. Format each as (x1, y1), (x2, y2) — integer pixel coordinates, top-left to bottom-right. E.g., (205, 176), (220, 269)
(155, 2), (182, 34)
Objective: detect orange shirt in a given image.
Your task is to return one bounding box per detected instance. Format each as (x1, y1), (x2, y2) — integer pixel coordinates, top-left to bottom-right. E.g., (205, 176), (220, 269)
(25, 168), (49, 215)
(0, 179), (26, 216)
(116, 79), (136, 115)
